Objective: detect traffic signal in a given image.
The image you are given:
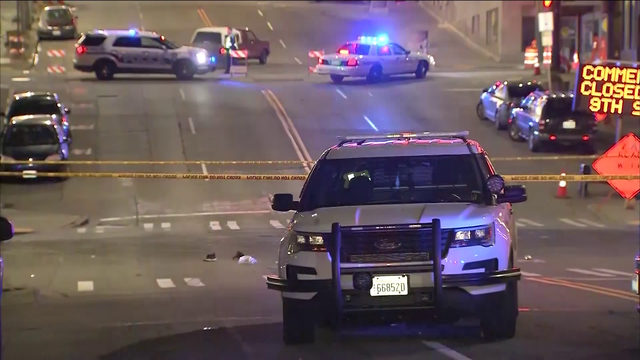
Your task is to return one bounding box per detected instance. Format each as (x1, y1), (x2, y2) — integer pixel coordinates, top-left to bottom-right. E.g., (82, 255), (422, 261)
(542, 1), (553, 9)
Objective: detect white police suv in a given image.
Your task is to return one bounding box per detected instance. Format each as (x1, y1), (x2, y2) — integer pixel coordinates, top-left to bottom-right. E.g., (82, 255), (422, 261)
(73, 29), (214, 80)
(315, 34), (435, 84)
(266, 131), (527, 344)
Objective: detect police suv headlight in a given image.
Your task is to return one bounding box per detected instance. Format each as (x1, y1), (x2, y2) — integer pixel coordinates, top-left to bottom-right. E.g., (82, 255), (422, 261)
(451, 224), (494, 248)
(287, 232), (326, 253)
(196, 51), (208, 64)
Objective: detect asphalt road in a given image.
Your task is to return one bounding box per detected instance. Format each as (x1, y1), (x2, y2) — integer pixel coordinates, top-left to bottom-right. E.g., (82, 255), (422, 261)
(0, 1), (633, 231)
(1, 2), (639, 358)
(2, 227), (639, 359)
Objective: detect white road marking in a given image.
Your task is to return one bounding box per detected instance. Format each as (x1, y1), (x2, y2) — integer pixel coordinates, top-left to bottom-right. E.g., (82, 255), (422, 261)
(559, 218), (587, 227)
(99, 210), (271, 222)
(77, 228), (87, 234)
(521, 271), (541, 277)
(156, 279), (176, 288)
(11, 77), (31, 82)
(422, 341), (472, 360)
(143, 223), (154, 231)
(200, 163), (209, 181)
(257, 9), (263, 17)
(518, 218), (544, 227)
(227, 221), (240, 230)
(209, 221), (222, 231)
(188, 117), (196, 134)
(335, 89), (347, 99)
(77, 281), (94, 292)
(270, 220), (284, 229)
(95, 226), (105, 233)
(294, 57), (302, 64)
(161, 222), (171, 231)
(566, 268), (615, 277)
(279, 39), (287, 48)
(179, 88), (185, 101)
(184, 278), (205, 287)
(69, 124), (95, 130)
(368, 91), (373, 97)
(363, 115), (378, 131)
(267, 22), (273, 31)
(71, 148), (92, 155)
(576, 218), (605, 228)
(591, 268), (633, 277)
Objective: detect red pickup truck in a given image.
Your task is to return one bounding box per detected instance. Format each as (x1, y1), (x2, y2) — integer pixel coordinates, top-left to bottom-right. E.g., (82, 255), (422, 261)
(190, 27), (271, 64)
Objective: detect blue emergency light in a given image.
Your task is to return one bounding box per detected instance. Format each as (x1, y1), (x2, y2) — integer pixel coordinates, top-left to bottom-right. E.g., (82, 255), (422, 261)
(358, 34), (388, 45)
(128, 29), (137, 35)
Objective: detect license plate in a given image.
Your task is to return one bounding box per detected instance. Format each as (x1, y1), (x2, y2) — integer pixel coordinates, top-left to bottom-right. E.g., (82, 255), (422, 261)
(563, 120), (576, 129)
(52, 30), (61, 36)
(332, 60), (342, 66)
(370, 275), (409, 297)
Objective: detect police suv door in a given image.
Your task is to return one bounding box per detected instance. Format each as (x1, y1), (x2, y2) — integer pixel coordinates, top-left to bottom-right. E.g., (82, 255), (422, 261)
(140, 37), (172, 71)
(376, 44), (399, 74)
(111, 36), (143, 71)
(390, 43), (414, 73)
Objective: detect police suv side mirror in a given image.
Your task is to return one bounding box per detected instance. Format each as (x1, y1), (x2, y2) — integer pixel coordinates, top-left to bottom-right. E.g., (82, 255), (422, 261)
(271, 193), (298, 212)
(482, 87), (489, 93)
(64, 107), (70, 114)
(497, 185), (527, 204)
(405, 51), (410, 55)
(0, 216), (14, 242)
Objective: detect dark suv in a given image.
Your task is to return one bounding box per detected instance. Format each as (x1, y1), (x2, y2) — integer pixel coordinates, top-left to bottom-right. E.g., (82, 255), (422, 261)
(507, 91), (597, 153)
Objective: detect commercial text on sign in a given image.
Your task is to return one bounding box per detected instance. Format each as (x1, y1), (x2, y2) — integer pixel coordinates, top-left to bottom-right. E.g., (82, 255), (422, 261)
(573, 64), (640, 117)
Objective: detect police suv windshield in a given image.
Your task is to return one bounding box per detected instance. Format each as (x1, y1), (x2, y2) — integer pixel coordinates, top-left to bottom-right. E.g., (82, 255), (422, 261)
(299, 154), (489, 211)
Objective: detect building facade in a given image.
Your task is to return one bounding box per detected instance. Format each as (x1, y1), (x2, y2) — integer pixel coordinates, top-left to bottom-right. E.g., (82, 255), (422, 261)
(421, 1), (639, 64)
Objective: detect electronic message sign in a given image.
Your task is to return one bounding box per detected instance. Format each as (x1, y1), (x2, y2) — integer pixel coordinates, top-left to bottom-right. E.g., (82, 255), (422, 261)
(573, 63), (640, 118)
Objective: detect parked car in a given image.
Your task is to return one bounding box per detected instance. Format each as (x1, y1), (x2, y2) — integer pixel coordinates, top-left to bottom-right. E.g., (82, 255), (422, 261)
(477, 80), (545, 130)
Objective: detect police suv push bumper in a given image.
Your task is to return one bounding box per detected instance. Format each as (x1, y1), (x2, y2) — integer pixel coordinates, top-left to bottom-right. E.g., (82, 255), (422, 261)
(266, 219), (521, 314)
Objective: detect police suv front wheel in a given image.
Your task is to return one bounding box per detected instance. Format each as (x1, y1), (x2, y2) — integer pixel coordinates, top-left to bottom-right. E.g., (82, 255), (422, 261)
(415, 60), (428, 79)
(282, 297), (315, 344)
(174, 60), (195, 80)
(330, 75), (344, 83)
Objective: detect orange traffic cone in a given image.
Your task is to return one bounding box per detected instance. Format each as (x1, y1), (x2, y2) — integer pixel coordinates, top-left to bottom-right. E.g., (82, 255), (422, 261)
(556, 172), (568, 199)
(533, 62), (541, 76)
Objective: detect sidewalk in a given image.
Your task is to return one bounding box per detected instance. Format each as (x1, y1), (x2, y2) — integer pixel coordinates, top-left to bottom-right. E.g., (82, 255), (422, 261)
(0, 208), (89, 235)
(0, 1), (37, 72)
(579, 186), (640, 226)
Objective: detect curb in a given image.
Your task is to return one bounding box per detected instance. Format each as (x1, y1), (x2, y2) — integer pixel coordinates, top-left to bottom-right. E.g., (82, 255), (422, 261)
(418, 2), (500, 63)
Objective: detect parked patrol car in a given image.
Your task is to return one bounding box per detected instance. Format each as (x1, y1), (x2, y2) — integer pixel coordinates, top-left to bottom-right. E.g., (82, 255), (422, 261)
(73, 29), (214, 80)
(315, 35), (435, 83)
(266, 131), (527, 344)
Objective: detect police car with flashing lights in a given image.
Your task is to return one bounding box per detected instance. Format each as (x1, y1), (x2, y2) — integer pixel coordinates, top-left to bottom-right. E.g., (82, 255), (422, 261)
(266, 131), (527, 344)
(315, 35), (435, 84)
(73, 29), (215, 80)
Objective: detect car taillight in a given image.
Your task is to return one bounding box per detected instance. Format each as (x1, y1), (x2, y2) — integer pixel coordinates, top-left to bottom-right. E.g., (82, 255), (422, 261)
(582, 135), (590, 141)
(75, 45), (86, 55)
(347, 58), (358, 66)
(219, 47), (226, 55)
(538, 119), (545, 130)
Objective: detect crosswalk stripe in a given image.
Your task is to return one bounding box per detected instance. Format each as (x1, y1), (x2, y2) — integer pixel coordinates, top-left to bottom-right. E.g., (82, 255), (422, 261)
(518, 219), (544, 227)
(161, 222), (171, 231)
(227, 221), (240, 230)
(566, 268), (614, 277)
(559, 218), (587, 227)
(77, 228), (87, 234)
(576, 218), (605, 228)
(209, 221), (221, 231)
(95, 226), (104, 233)
(270, 220), (285, 229)
(77, 281), (94, 292)
(591, 268), (633, 276)
(156, 279), (176, 288)
(184, 278), (205, 287)
(521, 271), (541, 277)
(143, 223), (154, 231)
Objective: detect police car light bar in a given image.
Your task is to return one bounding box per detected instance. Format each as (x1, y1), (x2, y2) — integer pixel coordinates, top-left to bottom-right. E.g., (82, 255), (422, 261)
(358, 34), (388, 45)
(342, 131), (469, 141)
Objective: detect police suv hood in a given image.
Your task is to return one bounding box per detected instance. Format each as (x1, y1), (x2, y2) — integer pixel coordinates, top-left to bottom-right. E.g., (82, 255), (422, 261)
(179, 45), (209, 54)
(291, 203), (495, 234)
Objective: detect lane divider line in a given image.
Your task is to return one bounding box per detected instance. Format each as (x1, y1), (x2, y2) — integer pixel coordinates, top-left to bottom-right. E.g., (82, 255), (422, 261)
(526, 276), (638, 301)
(262, 89), (313, 173)
(197, 8), (213, 27)
(294, 57), (302, 65)
(279, 39), (286, 49)
(422, 341), (472, 360)
(566, 268), (614, 277)
(188, 117), (196, 135)
(267, 22), (273, 31)
(200, 163), (209, 182)
(335, 89), (347, 99)
(257, 9), (264, 17)
(179, 88), (186, 101)
(363, 115), (378, 131)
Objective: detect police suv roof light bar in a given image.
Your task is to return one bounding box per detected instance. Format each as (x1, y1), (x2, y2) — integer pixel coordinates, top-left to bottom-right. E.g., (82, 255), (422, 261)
(341, 131), (469, 141)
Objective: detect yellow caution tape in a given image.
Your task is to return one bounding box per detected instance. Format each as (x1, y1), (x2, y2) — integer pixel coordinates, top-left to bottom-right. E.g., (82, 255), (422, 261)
(1, 172), (638, 182)
(1, 155), (602, 166)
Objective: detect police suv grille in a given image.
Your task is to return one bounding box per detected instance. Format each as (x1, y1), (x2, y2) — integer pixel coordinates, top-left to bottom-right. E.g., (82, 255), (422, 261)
(340, 228), (451, 264)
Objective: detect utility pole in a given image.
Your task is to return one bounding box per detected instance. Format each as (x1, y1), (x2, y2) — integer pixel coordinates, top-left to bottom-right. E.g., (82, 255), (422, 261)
(550, 1), (562, 73)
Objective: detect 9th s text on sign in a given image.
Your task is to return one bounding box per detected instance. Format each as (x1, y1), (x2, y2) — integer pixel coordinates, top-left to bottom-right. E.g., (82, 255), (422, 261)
(573, 64), (640, 117)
